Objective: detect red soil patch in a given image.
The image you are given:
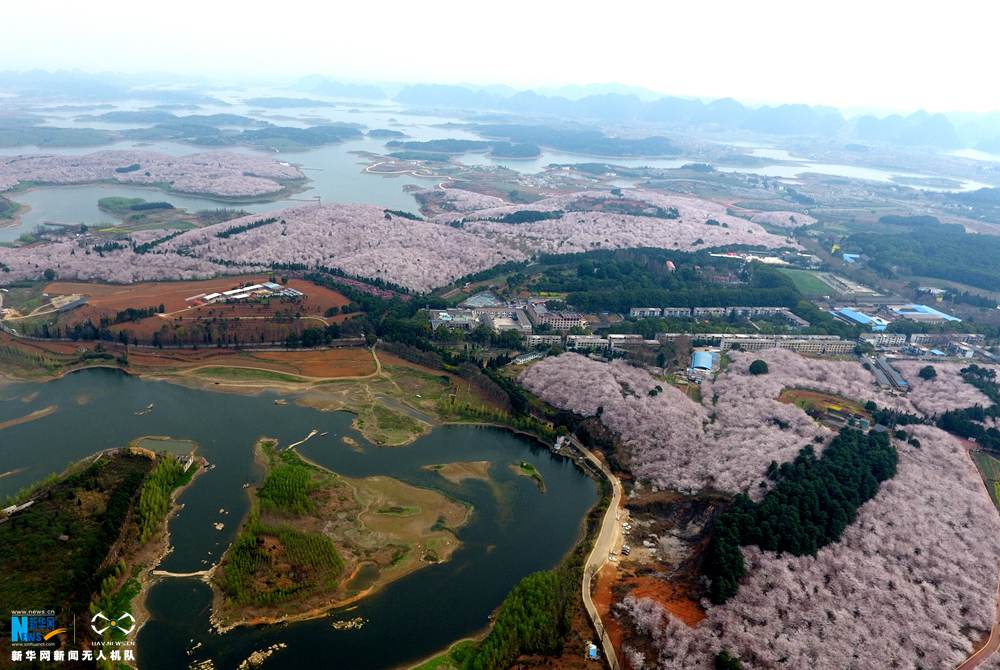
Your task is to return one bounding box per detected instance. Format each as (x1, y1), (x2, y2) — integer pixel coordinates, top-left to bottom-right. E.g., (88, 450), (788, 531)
(625, 576), (705, 627)
(592, 566), (705, 670)
(593, 564), (627, 660)
(46, 276), (270, 312)
(0, 331), (373, 379)
(252, 349), (375, 377)
(45, 277), (353, 346)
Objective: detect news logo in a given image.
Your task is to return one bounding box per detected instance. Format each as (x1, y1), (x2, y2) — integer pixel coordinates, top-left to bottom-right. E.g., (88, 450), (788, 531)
(10, 610), (64, 645)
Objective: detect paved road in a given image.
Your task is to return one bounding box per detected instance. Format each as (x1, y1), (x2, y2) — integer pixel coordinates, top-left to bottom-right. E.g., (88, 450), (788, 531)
(573, 435), (622, 670)
(955, 573), (1000, 669)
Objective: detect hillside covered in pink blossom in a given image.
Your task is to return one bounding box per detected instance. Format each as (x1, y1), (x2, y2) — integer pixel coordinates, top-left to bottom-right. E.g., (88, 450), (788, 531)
(618, 425), (1000, 669)
(435, 189), (794, 254)
(521, 351), (999, 668)
(893, 359), (996, 416)
(0, 187), (797, 290)
(0, 150), (304, 198)
(519, 349), (910, 494)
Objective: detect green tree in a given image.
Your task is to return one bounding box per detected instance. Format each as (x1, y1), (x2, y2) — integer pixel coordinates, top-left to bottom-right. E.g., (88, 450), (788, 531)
(919, 365), (937, 380)
(715, 650), (743, 670)
(749, 359), (769, 375)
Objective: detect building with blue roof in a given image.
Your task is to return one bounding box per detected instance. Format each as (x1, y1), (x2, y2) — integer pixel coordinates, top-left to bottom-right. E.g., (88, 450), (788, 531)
(691, 351), (714, 371)
(834, 307), (890, 332)
(891, 304), (961, 323)
(689, 350), (720, 381)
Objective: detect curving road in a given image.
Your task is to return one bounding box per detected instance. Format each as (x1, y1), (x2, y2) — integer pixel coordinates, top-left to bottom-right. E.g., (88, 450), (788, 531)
(956, 575), (1000, 670)
(573, 435), (622, 670)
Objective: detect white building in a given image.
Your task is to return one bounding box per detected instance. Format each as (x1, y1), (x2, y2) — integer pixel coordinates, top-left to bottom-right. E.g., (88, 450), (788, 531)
(859, 332), (907, 348)
(566, 335), (608, 351)
(526, 334), (563, 348)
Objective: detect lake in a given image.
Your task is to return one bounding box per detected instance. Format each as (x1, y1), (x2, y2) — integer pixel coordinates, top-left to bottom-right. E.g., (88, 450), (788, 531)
(0, 368), (597, 669)
(6, 100), (993, 244)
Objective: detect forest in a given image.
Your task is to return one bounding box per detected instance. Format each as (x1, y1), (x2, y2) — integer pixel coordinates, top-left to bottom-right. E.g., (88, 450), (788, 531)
(0, 452), (153, 656)
(846, 221), (1000, 291)
(136, 455), (191, 543)
(936, 365), (1000, 451)
(217, 515), (344, 607)
(521, 248), (799, 313)
(461, 568), (576, 670)
(257, 450), (318, 515)
(706, 428), (897, 603)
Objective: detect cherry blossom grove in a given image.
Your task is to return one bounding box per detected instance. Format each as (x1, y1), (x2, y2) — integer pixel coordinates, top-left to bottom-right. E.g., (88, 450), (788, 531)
(153, 204), (528, 292)
(746, 210), (817, 229)
(519, 349), (910, 494)
(893, 359), (996, 416)
(1, 185), (801, 289)
(0, 150), (304, 198)
(433, 189), (794, 254)
(0, 236), (231, 283)
(617, 424), (1000, 669)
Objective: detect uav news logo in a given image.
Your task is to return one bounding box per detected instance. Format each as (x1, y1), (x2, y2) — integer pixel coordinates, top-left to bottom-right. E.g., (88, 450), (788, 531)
(90, 612), (135, 636)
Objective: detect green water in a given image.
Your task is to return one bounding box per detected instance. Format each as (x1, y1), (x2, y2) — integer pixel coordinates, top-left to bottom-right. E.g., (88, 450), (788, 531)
(0, 368), (597, 669)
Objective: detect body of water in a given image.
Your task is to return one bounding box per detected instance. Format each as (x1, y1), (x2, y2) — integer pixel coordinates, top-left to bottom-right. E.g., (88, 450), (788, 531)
(0, 368), (597, 670)
(5, 101), (992, 245)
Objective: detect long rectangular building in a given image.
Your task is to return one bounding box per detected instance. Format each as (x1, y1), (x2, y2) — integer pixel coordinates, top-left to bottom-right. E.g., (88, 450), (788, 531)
(657, 332), (854, 356)
(630, 306), (808, 327)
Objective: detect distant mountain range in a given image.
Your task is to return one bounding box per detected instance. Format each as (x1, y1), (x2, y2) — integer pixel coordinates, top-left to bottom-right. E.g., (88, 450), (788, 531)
(392, 84), (1000, 151)
(3, 70), (999, 152)
(294, 75), (386, 100)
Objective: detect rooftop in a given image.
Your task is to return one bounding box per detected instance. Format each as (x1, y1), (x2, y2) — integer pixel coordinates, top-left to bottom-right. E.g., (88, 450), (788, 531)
(459, 291), (504, 309)
(891, 304), (961, 322)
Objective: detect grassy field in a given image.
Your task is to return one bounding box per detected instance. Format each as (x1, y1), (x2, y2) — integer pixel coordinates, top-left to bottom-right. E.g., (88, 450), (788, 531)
(972, 451), (1000, 509)
(778, 387), (871, 421)
(408, 639), (477, 670)
(777, 268), (834, 296)
(357, 403), (430, 446)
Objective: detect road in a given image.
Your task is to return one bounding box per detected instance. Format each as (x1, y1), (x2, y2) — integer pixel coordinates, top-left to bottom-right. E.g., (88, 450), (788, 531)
(955, 569), (1000, 669)
(573, 435), (622, 670)
(954, 444), (1000, 670)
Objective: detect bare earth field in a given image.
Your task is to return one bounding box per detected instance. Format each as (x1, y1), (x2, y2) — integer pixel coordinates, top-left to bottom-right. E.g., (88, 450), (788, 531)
(40, 276), (353, 345)
(423, 461), (493, 485)
(0, 331), (374, 379)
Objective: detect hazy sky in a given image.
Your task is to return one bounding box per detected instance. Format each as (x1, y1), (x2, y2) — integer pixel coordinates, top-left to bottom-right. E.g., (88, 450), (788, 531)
(5, 0), (997, 113)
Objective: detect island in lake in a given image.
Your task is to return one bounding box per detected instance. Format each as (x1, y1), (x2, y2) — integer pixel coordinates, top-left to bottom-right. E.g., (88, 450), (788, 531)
(210, 439), (470, 630)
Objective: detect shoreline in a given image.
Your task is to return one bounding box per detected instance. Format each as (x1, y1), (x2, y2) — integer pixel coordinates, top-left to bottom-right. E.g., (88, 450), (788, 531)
(133, 451), (208, 642)
(207, 439), (472, 634)
(0, 201), (30, 232)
